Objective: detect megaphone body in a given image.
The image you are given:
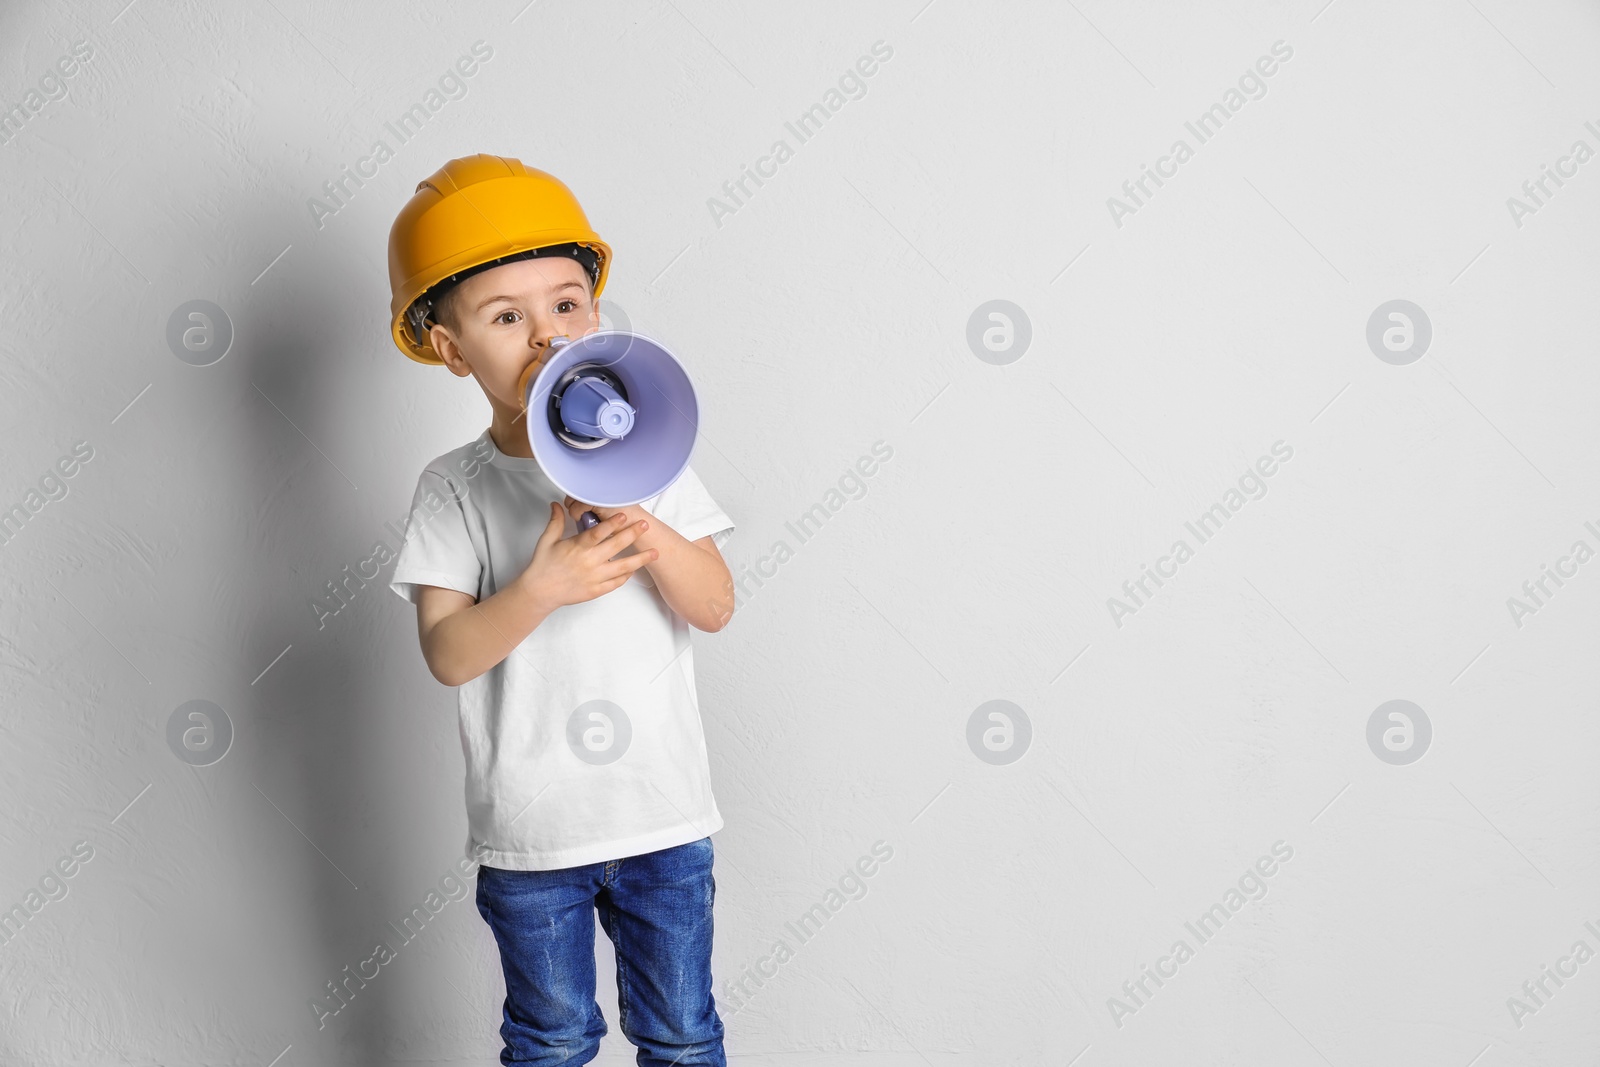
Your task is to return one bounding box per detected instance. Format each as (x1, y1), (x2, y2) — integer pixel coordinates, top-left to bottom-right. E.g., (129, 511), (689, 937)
(517, 331), (699, 531)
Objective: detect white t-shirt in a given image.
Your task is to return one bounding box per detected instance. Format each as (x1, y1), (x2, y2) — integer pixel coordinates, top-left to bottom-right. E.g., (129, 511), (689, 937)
(388, 428), (735, 871)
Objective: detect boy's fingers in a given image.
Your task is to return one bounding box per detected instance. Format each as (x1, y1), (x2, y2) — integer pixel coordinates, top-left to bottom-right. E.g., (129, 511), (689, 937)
(594, 521), (646, 554)
(586, 512), (639, 546)
(602, 567), (644, 593)
(601, 548), (657, 579)
(578, 513), (615, 547)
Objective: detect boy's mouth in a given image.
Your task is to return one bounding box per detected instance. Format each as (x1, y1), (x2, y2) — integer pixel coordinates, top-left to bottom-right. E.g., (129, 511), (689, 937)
(516, 360), (541, 411)
(515, 336), (574, 411)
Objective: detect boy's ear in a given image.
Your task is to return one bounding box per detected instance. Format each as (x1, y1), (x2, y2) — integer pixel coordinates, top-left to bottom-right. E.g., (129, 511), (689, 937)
(429, 324), (473, 377)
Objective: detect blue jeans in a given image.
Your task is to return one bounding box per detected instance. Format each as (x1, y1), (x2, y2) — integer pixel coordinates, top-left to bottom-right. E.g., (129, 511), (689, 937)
(474, 835), (727, 1066)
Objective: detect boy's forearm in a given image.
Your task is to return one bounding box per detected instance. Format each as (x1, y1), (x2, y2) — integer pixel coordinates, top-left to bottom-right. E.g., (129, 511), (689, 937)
(425, 574), (557, 686)
(631, 516), (734, 632)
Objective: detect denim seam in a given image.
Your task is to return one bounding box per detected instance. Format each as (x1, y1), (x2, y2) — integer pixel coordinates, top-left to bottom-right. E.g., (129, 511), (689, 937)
(609, 893), (632, 1037)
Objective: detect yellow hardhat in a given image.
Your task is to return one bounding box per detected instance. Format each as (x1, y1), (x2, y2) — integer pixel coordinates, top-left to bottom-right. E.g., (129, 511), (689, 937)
(387, 154), (612, 365)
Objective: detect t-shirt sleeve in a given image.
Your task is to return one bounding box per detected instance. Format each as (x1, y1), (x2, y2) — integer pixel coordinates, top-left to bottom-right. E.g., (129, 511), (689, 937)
(647, 463), (734, 551)
(389, 468), (483, 605)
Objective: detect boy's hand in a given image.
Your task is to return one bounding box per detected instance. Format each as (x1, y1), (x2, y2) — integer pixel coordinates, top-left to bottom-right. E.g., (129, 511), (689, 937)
(520, 502), (657, 609)
(557, 494), (734, 632)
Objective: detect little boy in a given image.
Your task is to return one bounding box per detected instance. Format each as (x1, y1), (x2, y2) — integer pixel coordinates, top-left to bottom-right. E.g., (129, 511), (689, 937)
(384, 154), (735, 1066)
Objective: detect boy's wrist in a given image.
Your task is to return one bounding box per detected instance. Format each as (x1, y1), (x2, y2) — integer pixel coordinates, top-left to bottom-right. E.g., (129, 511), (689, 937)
(516, 568), (560, 615)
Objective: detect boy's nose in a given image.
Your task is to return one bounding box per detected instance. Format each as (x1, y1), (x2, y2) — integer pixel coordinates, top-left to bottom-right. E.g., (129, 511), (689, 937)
(517, 336), (572, 406)
(532, 332), (569, 356)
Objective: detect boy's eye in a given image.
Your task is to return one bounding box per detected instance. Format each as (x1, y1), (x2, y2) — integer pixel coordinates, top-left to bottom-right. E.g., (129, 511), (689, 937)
(492, 300), (580, 324)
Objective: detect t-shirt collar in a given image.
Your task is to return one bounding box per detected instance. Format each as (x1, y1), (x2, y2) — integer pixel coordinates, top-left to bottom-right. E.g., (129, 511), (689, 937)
(481, 428), (546, 471)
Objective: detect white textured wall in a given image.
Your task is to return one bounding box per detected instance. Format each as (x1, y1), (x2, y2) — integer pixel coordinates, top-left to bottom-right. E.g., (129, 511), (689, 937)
(2, 1), (1598, 1064)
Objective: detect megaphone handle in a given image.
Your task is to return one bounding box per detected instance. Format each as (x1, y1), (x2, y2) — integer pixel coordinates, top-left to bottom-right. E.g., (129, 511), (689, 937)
(577, 509), (602, 533)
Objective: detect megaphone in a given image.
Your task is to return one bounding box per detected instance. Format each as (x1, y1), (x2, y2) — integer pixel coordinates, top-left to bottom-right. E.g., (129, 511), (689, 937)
(516, 330), (699, 533)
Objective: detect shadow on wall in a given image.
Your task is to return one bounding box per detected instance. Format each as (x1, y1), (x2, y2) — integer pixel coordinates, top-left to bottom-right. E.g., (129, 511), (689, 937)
(232, 223), (484, 1058)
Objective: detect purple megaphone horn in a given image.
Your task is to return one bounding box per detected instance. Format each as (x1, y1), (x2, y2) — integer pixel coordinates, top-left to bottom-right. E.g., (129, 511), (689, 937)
(520, 330), (699, 532)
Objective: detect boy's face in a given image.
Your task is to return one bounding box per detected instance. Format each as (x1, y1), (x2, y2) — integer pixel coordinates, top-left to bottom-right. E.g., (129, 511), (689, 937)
(427, 255), (601, 420)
